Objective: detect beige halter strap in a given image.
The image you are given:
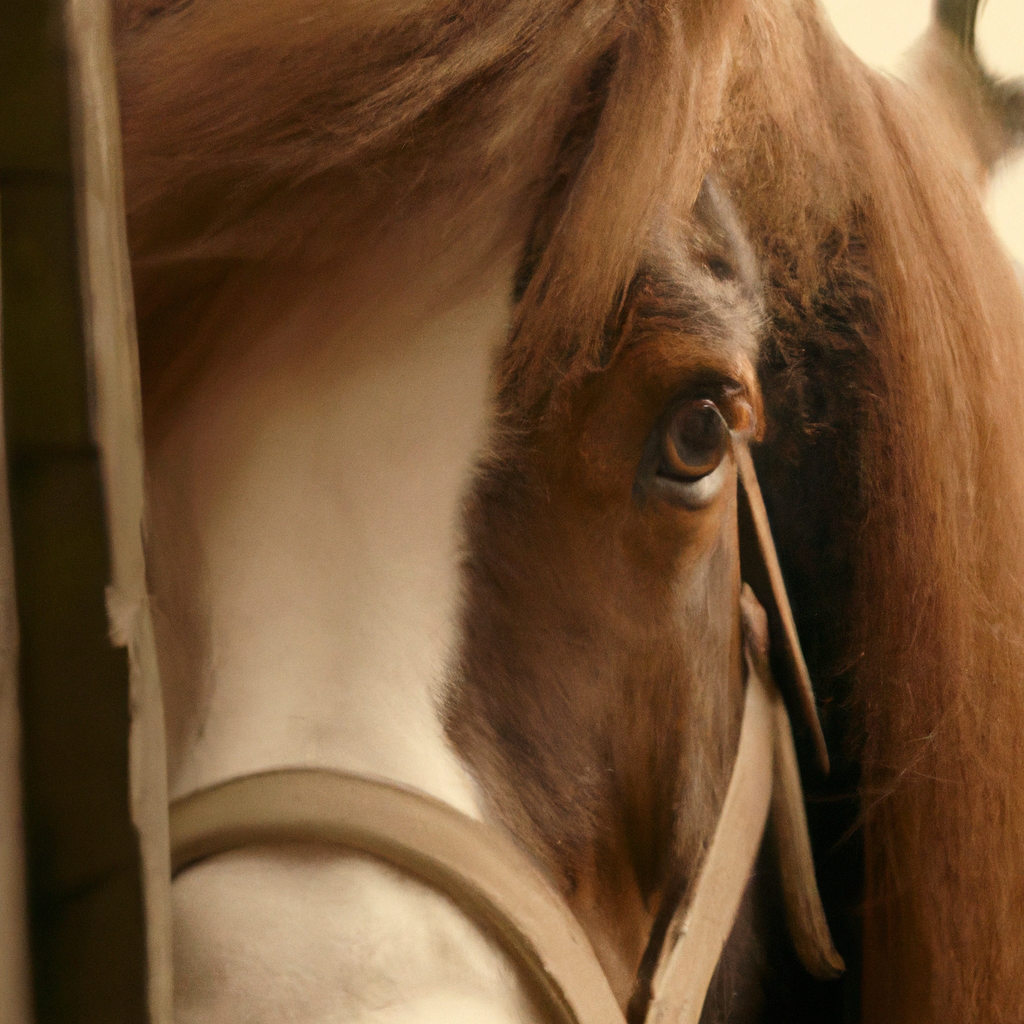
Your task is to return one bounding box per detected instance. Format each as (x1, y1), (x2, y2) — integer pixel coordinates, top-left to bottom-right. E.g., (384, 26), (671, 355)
(169, 624), (841, 1024)
(645, 592), (843, 1024)
(172, 768), (622, 1024)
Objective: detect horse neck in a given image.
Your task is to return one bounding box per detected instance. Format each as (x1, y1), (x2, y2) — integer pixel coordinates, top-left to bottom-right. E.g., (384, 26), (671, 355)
(144, 209), (518, 814)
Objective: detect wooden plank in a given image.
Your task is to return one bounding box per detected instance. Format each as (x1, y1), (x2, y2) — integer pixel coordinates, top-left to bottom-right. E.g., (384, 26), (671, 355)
(0, 201), (32, 1024)
(0, 0), (160, 1016)
(64, 1), (173, 1018)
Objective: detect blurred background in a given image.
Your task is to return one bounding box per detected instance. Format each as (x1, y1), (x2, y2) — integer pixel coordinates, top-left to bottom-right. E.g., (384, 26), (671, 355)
(820, 0), (1024, 263)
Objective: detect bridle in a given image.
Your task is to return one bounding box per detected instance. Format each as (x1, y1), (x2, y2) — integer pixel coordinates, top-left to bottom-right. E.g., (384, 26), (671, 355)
(169, 443), (842, 1024)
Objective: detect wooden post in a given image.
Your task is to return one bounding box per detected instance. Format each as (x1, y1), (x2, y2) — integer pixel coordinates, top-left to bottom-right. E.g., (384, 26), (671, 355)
(0, 0), (171, 1018)
(0, 201), (32, 1024)
(64, 0), (173, 1019)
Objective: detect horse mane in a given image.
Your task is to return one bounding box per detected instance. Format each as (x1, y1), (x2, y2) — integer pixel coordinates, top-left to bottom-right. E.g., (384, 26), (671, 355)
(715, 8), (1024, 1018)
(116, 0), (1024, 1017)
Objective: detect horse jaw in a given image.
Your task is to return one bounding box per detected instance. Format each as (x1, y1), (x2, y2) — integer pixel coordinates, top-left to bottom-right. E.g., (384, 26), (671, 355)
(145, 212), (514, 816)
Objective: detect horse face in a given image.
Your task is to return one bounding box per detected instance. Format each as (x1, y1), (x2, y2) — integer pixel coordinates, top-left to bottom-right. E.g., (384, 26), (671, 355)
(446, 187), (764, 1002)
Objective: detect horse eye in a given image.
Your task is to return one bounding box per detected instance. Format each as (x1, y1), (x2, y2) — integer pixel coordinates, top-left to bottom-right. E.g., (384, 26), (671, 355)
(660, 399), (729, 482)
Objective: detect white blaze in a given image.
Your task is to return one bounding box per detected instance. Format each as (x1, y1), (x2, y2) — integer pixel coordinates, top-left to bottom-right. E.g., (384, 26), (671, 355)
(148, 221), (514, 814)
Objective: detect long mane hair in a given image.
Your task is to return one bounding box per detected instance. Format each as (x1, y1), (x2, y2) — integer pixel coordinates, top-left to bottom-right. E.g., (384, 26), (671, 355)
(714, 9), (1024, 1018)
(116, 0), (1024, 1017)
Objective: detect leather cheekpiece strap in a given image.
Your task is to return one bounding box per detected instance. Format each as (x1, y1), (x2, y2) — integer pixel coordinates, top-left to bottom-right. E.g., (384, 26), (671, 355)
(644, 639), (775, 1024)
(735, 443), (830, 773)
(643, 590), (842, 1024)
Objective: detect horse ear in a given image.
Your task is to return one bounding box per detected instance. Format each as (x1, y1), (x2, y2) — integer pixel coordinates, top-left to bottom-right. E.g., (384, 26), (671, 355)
(904, 0), (1024, 185)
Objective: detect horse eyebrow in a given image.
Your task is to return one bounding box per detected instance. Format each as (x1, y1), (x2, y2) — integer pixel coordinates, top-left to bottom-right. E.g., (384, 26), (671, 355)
(615, 259), (763, 386)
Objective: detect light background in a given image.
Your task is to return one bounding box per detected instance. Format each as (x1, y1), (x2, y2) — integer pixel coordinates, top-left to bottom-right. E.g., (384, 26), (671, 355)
(819, 0), (1023, 262)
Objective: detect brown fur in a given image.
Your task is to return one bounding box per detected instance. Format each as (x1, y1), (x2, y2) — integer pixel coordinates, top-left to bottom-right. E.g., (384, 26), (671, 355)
(116, 0), (1024, 1019)
(446, 209), (765, 1004)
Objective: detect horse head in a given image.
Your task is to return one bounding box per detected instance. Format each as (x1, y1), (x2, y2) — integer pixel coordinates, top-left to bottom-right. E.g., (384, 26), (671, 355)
(112, 0), (1024, 1020)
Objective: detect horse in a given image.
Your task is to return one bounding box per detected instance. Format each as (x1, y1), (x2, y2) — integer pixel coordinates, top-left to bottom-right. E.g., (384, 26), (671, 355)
(112, 0), (1024, 1019)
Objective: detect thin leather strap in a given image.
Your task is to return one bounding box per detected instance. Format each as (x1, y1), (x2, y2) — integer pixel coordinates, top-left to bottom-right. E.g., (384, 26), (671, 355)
(771, 688), (845, 979)
(645, 596), (841, 1024)
(744, 587), (845, 980)
(644, 644), (775, 1024)
(171, 769), (626, 1024)
(736, 442), (830, 773)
